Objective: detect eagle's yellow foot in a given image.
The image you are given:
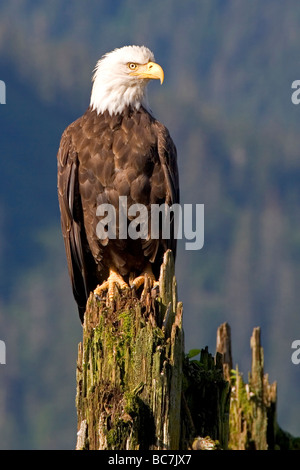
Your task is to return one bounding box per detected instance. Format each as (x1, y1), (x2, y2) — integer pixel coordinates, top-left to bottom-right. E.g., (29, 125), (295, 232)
(130, 265), (159, 297)
(94, 269), (129, 302)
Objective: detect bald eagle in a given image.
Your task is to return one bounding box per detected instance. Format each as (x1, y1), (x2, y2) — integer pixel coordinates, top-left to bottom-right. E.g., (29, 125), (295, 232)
(57, 45), (179, 322)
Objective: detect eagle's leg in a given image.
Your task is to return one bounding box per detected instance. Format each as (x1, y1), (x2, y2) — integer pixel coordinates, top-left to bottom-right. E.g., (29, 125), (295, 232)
(94, 267), (129, 302)
(129, 263), (159, 292)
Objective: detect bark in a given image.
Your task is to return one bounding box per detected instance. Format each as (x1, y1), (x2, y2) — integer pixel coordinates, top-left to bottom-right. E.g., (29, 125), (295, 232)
(217, 324), (300, 450)
(75, 257), (299, 450)
(75, 250), (231, 450)
(76, 250), (183, 450)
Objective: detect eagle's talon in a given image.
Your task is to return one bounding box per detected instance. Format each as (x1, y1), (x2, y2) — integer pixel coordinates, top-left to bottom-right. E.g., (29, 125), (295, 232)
(95, 293), (106, 302)
(94, 269), (129, 302)
(129, 265), (159, 298)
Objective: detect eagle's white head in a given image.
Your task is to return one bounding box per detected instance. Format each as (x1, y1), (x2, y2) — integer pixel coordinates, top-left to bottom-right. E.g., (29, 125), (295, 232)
(90, 45), (164, 116)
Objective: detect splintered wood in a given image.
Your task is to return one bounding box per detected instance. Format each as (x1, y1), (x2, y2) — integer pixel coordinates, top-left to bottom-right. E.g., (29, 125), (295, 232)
(76, 250), (183, 450)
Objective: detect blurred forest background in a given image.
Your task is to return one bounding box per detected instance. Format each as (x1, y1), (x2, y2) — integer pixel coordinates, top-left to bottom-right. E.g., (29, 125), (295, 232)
(0, 0), (300, 449)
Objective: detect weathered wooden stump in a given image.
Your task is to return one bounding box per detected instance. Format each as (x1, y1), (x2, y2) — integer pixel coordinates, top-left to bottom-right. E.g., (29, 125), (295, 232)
(75, 264), (300, 450)
(76, 250), (183, 450)
(217, 323), (277, 450)
(216, 323), (300, 450)
(75, 250), (231, 450)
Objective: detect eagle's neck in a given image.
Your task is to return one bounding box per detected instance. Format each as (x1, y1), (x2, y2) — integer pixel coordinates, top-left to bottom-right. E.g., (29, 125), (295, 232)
(90, 77), (150, 116)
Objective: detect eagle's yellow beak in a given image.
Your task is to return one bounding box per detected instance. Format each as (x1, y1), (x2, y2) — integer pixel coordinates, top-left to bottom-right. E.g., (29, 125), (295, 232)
(129, 61), (164, 84)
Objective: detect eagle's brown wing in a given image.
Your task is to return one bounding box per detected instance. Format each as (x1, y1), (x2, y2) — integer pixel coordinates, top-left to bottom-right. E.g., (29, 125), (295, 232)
(156, 121), (179, 259)
(140, 120), (179, 276)
(57, 123), (98, 322)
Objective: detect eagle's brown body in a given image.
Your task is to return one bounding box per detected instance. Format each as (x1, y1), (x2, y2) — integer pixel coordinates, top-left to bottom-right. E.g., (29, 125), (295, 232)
(57, 105), (179, 321)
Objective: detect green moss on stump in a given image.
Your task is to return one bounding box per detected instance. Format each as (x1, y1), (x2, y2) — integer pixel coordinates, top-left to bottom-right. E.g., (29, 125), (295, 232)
(76, 251), (184, 450)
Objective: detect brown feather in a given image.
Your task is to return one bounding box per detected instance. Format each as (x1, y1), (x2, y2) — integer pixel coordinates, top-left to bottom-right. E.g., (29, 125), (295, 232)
(57, 106), (179, 321)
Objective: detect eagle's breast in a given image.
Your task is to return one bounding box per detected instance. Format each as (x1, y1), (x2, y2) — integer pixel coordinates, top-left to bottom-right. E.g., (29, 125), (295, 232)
(69, 106), (165, 277)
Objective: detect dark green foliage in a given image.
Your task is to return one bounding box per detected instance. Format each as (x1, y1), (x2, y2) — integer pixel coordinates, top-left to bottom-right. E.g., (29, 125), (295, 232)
(182, 347), (230, 449)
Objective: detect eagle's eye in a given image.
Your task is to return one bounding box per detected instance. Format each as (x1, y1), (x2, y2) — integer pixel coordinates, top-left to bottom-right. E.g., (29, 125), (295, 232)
(128, 63), (138, 70)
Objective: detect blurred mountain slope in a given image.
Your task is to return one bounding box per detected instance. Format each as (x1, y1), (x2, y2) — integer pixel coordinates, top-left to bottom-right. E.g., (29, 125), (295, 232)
(0, 0), (300, 448)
